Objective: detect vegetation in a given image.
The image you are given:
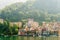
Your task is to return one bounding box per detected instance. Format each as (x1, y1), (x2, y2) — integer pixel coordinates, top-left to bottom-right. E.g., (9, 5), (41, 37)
(0, 20), (18, 35)
(0, 0), (60, 35)
(0, 0), (60, 23)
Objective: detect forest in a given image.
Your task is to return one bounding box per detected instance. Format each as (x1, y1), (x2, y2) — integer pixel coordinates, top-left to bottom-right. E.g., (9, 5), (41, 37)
(0, 0), (60, 23)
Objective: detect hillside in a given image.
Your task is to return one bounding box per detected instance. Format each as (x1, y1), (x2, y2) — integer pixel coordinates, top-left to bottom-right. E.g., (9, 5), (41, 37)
(0, 0), (60, 23)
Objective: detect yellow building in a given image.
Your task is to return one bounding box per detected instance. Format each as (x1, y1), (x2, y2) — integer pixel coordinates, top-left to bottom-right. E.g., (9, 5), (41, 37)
(0, 19), (4, 24)
(9, 22), (22, 28)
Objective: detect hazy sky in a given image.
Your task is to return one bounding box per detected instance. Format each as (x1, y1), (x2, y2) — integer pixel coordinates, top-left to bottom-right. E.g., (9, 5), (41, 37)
(0, 0), (27, 9)
(0, 0), (60, 10)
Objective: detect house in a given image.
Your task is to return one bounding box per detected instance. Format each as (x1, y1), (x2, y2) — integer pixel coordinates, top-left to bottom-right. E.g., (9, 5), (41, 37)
(9, 22), (22, 28)
(27, 19), (39, 28)
(0, 19), (4, 24)
(23, 19), (39, 35)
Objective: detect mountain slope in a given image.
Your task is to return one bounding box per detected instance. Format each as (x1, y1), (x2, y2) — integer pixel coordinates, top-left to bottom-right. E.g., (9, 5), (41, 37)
(0, 0), (60, 22)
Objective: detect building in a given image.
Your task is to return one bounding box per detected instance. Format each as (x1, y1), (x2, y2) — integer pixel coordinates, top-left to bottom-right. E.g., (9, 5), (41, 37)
(0, 19), (4, 24)
(27, 19), (39, 28)
(24, 19), (39, 32)
(9, 22), (22, 28)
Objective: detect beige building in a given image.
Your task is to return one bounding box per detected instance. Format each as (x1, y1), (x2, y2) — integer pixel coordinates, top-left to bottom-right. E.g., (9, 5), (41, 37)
(0, 19), (4, 24)
(9, 22), (22, 28)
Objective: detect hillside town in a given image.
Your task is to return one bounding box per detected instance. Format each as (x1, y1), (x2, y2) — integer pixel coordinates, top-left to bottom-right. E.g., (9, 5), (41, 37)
(0, 18), (60, 36)
(18, 19), (60, 36)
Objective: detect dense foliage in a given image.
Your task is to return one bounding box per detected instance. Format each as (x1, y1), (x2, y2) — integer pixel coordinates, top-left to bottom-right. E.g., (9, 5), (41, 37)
(0, 21), (18, 35)
(0, 0), (60, 23)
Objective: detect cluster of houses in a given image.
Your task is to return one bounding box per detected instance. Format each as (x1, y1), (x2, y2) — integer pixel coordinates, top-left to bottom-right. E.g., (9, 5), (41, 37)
(0, 19), (60, 36)
(18, 19), (60, 36)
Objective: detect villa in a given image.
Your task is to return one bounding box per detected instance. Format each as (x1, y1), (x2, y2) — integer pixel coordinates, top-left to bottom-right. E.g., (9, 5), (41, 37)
(0, 19), (4, 24)
(9, 22), (22, 28)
